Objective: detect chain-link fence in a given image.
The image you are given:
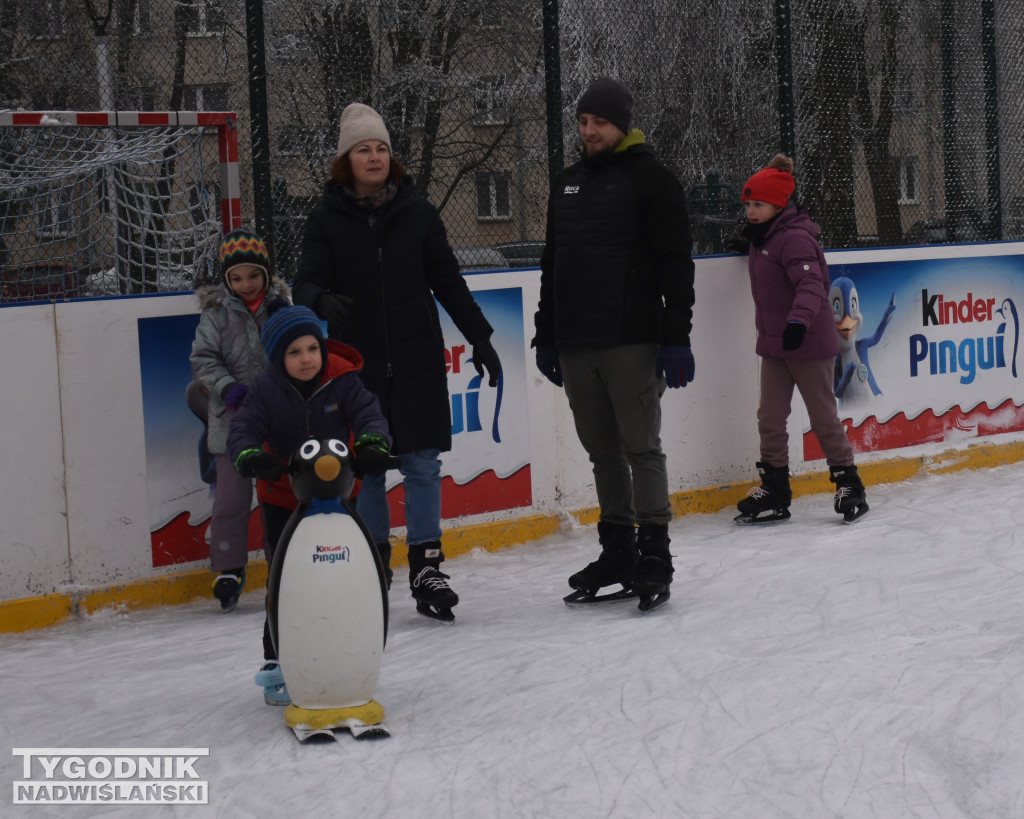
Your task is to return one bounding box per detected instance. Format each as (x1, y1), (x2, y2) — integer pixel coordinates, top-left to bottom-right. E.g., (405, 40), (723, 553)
(0, 0), (1019, 299)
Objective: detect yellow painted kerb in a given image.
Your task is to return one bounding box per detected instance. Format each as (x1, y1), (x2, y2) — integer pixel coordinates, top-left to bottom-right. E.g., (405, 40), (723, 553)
(4, 440), (1023, 634)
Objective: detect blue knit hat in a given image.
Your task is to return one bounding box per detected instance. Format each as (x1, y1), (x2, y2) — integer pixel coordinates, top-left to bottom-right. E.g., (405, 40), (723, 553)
(261, 305), (325, 370)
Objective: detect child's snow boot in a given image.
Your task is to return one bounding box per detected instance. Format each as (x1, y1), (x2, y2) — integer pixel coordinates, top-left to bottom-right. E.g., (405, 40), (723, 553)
(254, 660), (290, 706)
(212, 567), (246, 612)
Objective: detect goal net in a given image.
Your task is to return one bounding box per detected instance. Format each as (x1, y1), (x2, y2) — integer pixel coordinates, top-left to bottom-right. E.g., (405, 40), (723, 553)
(0, 111), (240, 302)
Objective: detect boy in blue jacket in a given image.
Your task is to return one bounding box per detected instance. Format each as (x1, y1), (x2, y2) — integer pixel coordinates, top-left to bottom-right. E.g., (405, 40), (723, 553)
(227, 305), (391, 704)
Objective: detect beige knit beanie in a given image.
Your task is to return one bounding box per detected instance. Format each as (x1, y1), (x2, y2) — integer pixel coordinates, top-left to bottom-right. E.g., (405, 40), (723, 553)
(336, 103), (392, 157)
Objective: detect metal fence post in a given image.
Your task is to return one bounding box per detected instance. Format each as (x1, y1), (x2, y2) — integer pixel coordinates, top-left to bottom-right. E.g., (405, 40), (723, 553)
(981, 0), (1002, 240)
(542, 0), (564, 183)
(244, 0), (275, 258)
(775, 0), (795, 161)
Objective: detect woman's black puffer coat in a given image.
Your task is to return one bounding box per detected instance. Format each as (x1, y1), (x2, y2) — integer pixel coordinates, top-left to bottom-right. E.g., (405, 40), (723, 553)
(293, 177), (493, 454)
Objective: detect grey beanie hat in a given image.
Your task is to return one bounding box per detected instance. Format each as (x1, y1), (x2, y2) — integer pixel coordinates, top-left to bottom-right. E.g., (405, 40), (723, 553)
(336, 103), (392, 157)
(575, 77), (633, 135)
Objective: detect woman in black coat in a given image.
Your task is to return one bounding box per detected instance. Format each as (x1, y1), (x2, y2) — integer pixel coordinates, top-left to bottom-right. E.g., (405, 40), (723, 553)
(292, 103), (501, 622)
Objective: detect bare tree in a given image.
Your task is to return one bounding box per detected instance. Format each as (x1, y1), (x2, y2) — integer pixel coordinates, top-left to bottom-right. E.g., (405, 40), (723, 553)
(264, 0), (544, 217)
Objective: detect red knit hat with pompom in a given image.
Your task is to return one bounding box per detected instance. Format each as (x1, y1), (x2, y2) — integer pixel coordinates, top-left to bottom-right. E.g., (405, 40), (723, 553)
(741, 155), (795, 208)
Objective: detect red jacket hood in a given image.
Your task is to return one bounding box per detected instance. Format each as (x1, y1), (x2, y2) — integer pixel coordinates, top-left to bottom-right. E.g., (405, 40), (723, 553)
(322, 338), (364, 381)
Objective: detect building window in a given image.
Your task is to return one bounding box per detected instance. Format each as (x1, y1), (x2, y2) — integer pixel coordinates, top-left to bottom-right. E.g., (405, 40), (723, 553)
(276, 126), (331, 158)
(275, 127), (331, 158)
(395, 98), (426, 131)
(476, 172), (511, 221)
(36, 191), (73, 239)
(183, 84), (230, 112)
(897, 157), (919, 205)
(184, 0), (225, 36)
(133, 0), (152, 33)
(473, 75), (508, 125)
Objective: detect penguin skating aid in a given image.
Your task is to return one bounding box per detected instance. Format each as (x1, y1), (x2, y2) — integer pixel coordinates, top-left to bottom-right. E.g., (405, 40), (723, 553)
(265, 438), (392, 742)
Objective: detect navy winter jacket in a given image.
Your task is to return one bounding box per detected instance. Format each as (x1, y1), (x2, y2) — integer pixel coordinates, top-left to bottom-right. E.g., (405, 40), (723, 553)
(226, 340), (391, 509)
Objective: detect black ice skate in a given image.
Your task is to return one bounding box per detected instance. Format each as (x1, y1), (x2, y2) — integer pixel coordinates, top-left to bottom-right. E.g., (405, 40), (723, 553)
(212, 567), (246, 612)
(631, 524), (673, 612)
(563, 522), (640, 607)
(830, 464), (869, 523)
(734, 462), (792, 525)
(408, 542), (458, 622)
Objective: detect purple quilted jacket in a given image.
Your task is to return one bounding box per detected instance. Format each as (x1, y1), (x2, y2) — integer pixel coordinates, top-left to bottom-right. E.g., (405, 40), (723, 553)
(746, 205), (838, 360)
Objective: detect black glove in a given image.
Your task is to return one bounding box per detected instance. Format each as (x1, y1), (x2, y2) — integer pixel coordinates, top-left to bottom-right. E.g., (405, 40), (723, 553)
(354, 433), (390, 477)
(782, 322), (807, 351)
(318, 293), (356, 339)
(236, 448), (285, 481)
(472, 338), (502, 387)
(535, 344), (563, 387)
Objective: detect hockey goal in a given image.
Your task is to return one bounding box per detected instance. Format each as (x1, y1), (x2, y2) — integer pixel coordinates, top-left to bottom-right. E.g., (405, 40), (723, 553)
(0, 110), (240, 301)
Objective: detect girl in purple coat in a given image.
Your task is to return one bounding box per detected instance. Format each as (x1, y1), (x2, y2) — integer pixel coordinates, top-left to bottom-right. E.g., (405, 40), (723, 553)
(735, 154), (869, 524)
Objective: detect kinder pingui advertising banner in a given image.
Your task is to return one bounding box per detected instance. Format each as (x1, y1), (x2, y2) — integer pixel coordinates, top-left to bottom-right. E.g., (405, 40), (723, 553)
(804, 254), (1024, 459)
(138, 284), (531, 568)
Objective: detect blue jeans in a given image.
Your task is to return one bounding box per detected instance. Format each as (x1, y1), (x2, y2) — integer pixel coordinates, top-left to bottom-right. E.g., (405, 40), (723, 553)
(355, 448), (443, 546)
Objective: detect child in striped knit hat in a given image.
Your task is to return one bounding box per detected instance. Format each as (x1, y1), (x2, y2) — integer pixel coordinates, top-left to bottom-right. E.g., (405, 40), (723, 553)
(190, 228), (290, 611)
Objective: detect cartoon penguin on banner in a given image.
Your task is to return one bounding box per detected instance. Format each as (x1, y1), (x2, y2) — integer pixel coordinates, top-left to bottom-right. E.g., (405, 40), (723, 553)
(265, 437), (391, 742)
(831, 274), (896, 406)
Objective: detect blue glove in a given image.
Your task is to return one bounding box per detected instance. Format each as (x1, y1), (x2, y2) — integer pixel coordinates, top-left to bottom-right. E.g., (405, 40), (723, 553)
(222, 382), (248, 410)
(535, 345), (563, 387)
(782, 322), (807, 351)
(656, 346), (695, 389)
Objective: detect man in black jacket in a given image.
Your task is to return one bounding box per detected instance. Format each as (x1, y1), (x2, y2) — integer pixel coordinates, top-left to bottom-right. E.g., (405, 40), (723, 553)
(533, 77), (696, 611)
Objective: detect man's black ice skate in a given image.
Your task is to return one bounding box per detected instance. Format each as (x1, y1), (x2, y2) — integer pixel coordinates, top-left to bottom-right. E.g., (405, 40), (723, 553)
(734, 462), (792, 525)
(408, 541), (458, 622)
(631, 524), (673, 612)
(830, 464), (869, 523)
(564, 522), (639, 607)
(212, 567), (246, 612)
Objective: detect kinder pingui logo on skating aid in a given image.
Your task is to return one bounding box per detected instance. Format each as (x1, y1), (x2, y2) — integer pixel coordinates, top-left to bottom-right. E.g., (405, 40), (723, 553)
(12, 748), (209, 805)
(312, 544), (351, 564)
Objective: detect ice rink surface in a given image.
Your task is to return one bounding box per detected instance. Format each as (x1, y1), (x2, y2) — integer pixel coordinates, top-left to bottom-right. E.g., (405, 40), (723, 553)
(4, 462), (1024, 818)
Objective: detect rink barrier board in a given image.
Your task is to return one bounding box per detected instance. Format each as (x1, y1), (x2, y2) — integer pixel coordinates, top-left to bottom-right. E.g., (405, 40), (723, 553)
(4, 440), (1023, 634)
(6, 244), (1024, 632)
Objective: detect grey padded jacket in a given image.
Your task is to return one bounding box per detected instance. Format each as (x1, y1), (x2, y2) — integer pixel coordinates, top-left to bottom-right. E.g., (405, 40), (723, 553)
(190, 279), (290, 453)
